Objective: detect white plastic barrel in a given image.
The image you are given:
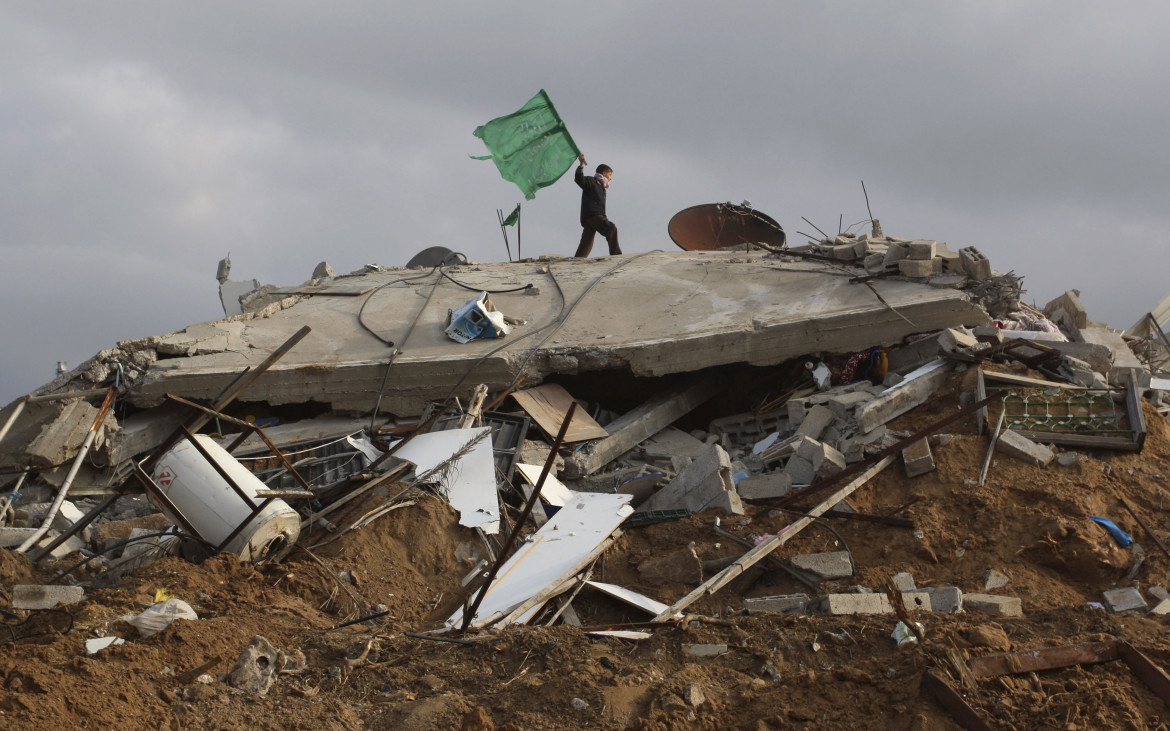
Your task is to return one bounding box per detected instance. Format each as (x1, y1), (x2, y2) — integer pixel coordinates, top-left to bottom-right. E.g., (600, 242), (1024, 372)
(151, 434), (301, 560)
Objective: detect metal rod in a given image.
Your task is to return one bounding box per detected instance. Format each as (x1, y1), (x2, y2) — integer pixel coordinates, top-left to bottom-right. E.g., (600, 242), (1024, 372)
(30, 327), (311, 561)
(180, 426), (258, 510)
(17, 388), (116, 554)
(1120, 498), (1170, 561)
(460, 402), (577, 632)
(133, 461), (202, 538)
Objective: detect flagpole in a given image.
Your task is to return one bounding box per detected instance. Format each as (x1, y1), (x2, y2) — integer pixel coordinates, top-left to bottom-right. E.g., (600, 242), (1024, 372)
(496, 209), (512, 262)
(517, 205), (521, 260)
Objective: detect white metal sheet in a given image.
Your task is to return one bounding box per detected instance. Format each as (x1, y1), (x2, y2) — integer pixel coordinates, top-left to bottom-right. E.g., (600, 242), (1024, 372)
(447, 491), (633, 627)
(393, 427), (499, 533)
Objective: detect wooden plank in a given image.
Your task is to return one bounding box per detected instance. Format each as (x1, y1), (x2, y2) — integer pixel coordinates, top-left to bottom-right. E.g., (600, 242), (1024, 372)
(511, 383), (608, 443)
(967, 641), (1119, 679)
(567, 376), (721, 478)
(923, 670), (993, 731)
(980, 370), (1088, 391)
(651, 455), (896, 620)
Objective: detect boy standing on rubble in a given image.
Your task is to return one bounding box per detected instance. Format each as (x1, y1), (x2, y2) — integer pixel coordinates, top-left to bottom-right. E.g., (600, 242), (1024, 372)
(573, 153), (622, 257)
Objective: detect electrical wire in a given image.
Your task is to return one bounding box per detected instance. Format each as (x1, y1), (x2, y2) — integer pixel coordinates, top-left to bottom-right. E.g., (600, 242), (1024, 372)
(440, 251), (662, 404)
(2, 606), (73, 644)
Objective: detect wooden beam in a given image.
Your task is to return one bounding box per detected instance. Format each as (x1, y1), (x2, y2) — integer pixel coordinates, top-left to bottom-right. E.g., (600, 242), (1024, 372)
(651, 455), (896, 621)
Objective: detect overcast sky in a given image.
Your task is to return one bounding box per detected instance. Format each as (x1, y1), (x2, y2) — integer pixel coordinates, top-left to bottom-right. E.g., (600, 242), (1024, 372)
(3, 2), (1168, 405)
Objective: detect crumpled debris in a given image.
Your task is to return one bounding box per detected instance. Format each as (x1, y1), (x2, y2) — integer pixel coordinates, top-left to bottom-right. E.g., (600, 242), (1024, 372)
(891, 620), (925, 646)
(123, 598), (198, 637)
(446, 291), (512, 343)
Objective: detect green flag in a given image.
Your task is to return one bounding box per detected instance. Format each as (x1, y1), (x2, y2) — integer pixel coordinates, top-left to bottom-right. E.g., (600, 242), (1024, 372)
(472, 90), (580, 200)
(502, 204), (520, 227)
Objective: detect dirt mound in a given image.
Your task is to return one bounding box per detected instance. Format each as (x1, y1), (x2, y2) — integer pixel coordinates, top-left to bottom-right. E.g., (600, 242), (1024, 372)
(2, 369), (1170, 729)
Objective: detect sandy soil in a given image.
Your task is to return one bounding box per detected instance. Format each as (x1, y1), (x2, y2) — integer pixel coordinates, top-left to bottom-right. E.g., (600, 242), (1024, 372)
(3, 366), (1170, 730)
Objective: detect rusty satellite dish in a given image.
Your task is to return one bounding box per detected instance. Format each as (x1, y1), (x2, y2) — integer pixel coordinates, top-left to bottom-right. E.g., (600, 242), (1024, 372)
(667, 203), (786, 251)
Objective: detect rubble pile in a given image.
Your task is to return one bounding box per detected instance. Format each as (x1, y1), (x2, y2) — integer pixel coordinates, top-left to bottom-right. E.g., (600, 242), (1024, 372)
(2, 233), (1170, 729)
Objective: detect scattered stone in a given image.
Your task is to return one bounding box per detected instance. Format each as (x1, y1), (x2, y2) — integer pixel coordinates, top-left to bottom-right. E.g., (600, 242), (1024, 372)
(790, 551), (853, 580)
(638, 547), (703, 584)
(965, 593), (1023, 617)
(684, 684), (705, 707)
(571, 698), (589, 711)
(11, 584), (85, 610)
(1056, 452), (1081, 467)
(967, 624), (1011, 651)
(1102, 587), (1148, 614)
(983, 569), (1010, 591)
(682, 643), (728, 657)
(1149, 585), (1170, 602)
(228, 635), (281, 695)
(312, 261), (336, 280)
(783, 456), (814, 485)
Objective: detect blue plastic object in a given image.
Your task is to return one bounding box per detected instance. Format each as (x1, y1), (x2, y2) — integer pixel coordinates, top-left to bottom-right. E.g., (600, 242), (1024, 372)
(1089, 516), (1134, 548)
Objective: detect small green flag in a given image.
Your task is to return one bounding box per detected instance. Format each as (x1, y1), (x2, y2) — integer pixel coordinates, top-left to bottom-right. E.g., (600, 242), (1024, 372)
(502, 204), (520, 227)
(472, 90), (580, 200)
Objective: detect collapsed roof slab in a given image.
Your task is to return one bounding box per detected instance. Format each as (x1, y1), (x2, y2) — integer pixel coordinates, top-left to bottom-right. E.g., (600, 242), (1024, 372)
(116, 251), (988, 416)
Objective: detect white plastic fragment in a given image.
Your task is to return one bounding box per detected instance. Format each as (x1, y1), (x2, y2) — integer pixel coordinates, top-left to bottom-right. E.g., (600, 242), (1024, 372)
(124, 598), (199, 637)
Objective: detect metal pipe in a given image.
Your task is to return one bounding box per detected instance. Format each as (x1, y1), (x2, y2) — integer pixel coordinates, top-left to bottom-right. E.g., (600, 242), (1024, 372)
(16, 388), (116, 554)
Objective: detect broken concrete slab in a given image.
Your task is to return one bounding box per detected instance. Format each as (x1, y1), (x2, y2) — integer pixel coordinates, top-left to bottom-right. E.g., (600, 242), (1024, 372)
(892, 572), (916, 591)
(1150, 598), (1170, 615)
(640, 426), (710, 461)
(1103, 587), (1148, 614)
(69, 252), (988, 418)
(790, 551), (853, 580)
(11, 584), (85, 610)
(25, 399), (115, 470)
(996, 429), (1055, 467)
(965, 593), (1023, 617)
(782, 455), (815, 485)
(636, 443), (743, 516)
(857, 360), (952, 433)
(1078, 324), (1151, 389)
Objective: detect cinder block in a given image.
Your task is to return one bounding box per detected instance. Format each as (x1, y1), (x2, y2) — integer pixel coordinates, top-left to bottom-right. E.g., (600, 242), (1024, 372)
(736, 473), (792, 500)
(795, 404), (835, 439)
(1103, 587), (1148, 614)
(902, 438), (935, 477)
(12, 584), (86, 610)
(782, 456), (814, 485)
(899, 259), (935, 278)
(996, 429), (1055, 467)
(938, 250), (963, 274)
(907, 240), (937, 260)
(787, 398), (808, 427)
(828, 243), (859, 261)
(790, 551), (853, 580)
(922, 586), (964, 613)
(892, 572), (916, 591)
(965, 593), (1023, 617)
(883, 243), (909, 266)
(900, 591), (933, 612)
(744, 594), (809, 614)
(960, 246), (992, 281)
(809, 593), (892, 615)
(1043, 289), (1089, 336)
(823, 392), (873, 420)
